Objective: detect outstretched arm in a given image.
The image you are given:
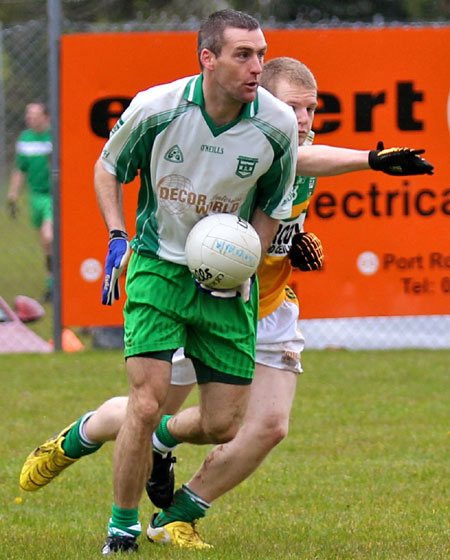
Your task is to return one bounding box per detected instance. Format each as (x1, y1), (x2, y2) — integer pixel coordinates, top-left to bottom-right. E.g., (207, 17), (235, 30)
(297, 142), (434, 177)
(297, 145), (370, 177)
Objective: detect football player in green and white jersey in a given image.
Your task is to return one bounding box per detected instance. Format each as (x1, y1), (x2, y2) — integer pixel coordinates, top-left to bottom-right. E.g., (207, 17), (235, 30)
(95, 9), (298, 555)
(6, 103), (54, 301)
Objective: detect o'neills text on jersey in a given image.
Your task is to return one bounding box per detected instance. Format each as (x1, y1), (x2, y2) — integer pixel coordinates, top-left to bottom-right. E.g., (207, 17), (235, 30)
(201, 144), (224, 154)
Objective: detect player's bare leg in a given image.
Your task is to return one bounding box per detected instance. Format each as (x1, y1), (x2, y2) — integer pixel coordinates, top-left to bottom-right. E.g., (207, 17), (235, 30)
(84, 396), (127, 442)
(40, 218), (53, 301)
(40, 218), (53, 255)
(113, 356), (171, 510)
(102, 356), (172, 554)
(162, 384), (195, 416)
(147, 381), (251, 549)
(78, 383), (194, 443)
(186, 363), (297, 501)
(19, 379), (193, 494)
(146, 383), (195, 508)
(164, 381), (250, 445)
(84, 383), (195, 510)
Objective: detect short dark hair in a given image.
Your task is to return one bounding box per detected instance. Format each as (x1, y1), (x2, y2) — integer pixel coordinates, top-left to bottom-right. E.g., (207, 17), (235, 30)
(197, 9), (260, 67)
(261, 57), (317, 96)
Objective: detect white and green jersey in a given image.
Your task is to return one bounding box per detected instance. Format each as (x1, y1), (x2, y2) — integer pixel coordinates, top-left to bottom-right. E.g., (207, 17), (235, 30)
(101, 74), (297, 264)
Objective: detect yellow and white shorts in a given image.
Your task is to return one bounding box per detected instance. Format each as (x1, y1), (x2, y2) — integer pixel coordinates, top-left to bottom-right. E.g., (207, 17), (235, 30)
(171, 297), (304, 384)
(255, 298), (304, 374)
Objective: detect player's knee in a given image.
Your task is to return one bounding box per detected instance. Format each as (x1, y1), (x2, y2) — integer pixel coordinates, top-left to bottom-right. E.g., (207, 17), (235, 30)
(130, 394), (162, 429)
(267, 422), (289, 447)
(202, 417), (240, 444)
(254, 414), (289, 449)
(205, 428), (236, 444)
(43, 233), (53, 246)
(41, 226), (53, 246)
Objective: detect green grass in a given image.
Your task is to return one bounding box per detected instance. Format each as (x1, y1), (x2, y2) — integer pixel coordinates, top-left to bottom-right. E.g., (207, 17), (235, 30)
(0, 192), (93, 346)
(2, 349), (449, 559)
(0, 191), (54, 342)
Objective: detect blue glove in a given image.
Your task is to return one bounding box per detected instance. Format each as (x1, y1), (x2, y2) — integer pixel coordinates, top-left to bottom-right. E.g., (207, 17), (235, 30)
(102, 230), (131, 306)
(196, 275), (255, 303)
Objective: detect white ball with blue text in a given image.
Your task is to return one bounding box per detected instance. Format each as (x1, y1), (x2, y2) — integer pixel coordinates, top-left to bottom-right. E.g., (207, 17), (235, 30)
(185, 213), (261, 290)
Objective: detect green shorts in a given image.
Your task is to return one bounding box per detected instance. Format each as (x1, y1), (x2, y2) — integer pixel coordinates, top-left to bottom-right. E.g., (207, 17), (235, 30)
(29, 192), (52, 229)
(124, 253), (259, 382)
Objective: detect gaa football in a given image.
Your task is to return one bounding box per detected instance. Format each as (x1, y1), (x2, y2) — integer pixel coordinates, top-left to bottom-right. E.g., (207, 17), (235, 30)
(185, 213), (262, 290)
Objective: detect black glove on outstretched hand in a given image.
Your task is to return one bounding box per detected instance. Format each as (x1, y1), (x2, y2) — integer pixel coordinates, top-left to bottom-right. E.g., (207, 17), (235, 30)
(368, 141), (434, 176)
(289, 232), (324, 271)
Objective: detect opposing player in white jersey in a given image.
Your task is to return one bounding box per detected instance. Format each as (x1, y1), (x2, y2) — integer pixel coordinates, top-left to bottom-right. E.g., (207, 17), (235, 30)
(19, 54), (433, 552)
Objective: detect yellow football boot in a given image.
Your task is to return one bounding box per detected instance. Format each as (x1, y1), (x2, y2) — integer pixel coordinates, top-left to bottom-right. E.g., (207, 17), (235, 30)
(19, 422), (78, 491)
(147, 517), (213, 549)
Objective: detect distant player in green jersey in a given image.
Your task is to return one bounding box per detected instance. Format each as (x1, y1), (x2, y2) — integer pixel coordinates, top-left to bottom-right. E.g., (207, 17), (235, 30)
(6, 102), (53, 301)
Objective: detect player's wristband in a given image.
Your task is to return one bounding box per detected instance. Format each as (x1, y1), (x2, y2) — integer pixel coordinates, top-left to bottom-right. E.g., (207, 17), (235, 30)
(109, 229), (128, 241)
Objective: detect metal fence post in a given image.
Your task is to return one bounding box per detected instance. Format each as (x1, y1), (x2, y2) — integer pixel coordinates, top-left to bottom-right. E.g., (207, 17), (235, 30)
(0, 23), (6, 192)
(48, 0), (62, 351)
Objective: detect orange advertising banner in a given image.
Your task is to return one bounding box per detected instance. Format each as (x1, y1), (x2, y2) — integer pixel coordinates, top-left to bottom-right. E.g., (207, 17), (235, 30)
(60, 27), (450, 326)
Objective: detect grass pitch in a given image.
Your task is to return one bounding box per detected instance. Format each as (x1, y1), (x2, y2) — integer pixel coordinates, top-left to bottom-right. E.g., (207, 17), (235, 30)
(2, 348), (449, 559)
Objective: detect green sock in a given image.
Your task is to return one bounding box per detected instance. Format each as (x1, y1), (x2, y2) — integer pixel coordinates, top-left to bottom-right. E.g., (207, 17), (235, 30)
(108, 504), (141, 537)
(61, 413), (103, 458)
(153, 484), (210, 527)
(153, 414), (179, 453)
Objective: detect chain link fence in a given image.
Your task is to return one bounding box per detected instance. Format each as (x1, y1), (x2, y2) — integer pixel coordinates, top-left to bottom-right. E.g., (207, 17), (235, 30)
(0, 14), (53, 351)
(0, 1), (448, 352)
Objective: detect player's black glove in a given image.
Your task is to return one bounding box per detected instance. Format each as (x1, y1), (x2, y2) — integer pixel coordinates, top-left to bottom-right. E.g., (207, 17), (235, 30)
(289, 232), (324, 271)
(368, 141), (434, 176)
(6, 199), (18, 219)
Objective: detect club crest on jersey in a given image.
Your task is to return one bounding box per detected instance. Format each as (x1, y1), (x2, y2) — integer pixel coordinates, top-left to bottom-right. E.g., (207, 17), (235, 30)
(235, 156), (258, 179)
(164, 145), (184, 163)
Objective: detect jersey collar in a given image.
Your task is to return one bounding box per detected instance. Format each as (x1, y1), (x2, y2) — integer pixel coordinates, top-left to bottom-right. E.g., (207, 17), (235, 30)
(184, 74), (259, 120)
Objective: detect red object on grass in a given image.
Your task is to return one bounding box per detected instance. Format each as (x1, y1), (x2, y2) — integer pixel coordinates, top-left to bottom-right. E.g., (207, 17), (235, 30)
(14, 295), (45, 323)
(0, 297), (52, 354)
